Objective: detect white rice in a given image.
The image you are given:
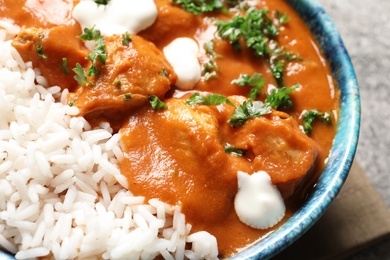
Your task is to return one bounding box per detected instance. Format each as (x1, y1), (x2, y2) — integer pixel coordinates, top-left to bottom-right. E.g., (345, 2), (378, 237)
(0, 22), (218, 259)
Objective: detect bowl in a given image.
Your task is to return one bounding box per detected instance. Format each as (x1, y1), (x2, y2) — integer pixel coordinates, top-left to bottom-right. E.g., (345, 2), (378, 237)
(229, 0), (361, 259)
(0, 0), (360, 259)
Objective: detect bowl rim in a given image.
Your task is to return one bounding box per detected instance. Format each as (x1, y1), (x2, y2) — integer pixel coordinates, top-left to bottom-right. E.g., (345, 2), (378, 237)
(229, 0), (361, 259)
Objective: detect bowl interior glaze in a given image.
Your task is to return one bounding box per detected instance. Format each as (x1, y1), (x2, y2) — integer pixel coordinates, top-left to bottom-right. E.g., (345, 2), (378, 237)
(229, 0), (360, 259)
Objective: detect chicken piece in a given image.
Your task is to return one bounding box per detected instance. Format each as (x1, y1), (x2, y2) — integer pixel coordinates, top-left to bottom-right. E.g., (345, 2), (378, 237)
(69, 34), (176, 121)
(139, 0), (202, 48)
(217, 96), (319, 199)
(119, 98), (247, 224)
(12, 25), (89, 91)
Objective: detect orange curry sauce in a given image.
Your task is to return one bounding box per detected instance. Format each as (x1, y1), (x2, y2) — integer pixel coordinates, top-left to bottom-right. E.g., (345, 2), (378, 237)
(0, 0), (339, 257)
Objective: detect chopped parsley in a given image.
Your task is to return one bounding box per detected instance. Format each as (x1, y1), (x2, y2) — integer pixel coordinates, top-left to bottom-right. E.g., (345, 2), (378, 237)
(215, 9), (278, 55)
(148, 95), (168, 111)
(186, 91), (234, 106)
(275, 10), (289, 25)
(231, 73), (266, 100)
(72, 63), (88, 85)
(302, 109), (332, 135)
(78, 26), (101, 41)
(78, 26), (107, 77)
(172, 0), (224, 15)
(160, 67), (168, 77)
(86, 36), (107, 76)
(215, 8), (296, 87)
(94, 0), (110, 5)
(228, 99), (272, 127)
(36, 45), (47, 59)
(122, 32), (132, 46)
(203, 40), (220, 80)
(123, 93), (132, 101)
(265, 85), (297, 110)
(61, 58), (70, 75)
(68, 99), (76, 107)
(115, 80), (122, 86)
(224, 144), (247, 156)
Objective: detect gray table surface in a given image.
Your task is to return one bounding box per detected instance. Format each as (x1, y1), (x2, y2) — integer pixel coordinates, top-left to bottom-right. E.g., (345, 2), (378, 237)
(318, 1), (390, 259)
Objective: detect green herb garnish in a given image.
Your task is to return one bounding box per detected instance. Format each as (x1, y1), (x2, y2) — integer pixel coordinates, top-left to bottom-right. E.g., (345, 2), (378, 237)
(86, 36), (107, 76)
(224, 144), (247, 156)
(302, 109), (332, 135)
(72, 63), (88, 85)
(94, 0), (110, 5)
(228, 99), (272, 127)
(275, 10), (289, 25)
(68, 99), (76, 107)
(122, 32), (132, 46)
(61, 58), (70, 75)
(172, 0), (224, 15)
(36, 45), (47, 59)
(78, 26), (101, 41)
(203, 40), (220, 80)
(232, 73), (266, 100)
(186, 91), (234, 106)
(123, 93), (132, 101)
(265, 85), (297, 110)
(160, 67), (168, 77)
(148, 95), (168, 111)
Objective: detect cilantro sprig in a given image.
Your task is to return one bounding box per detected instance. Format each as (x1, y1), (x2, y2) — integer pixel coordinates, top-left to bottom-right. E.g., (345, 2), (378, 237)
(172, 0), (224, 15)
(203, 40), (220, 80)
(72, 63), (88, 86)
(215, 8), (295, 87)
(73, 26), (108, 85)
(186, 91), (234, 106)
(231, 73), (266, 100)
(302, 109), (332, 135)
(224, 144), (247, 156)
(148, 95), (168, 111)
(228, 99), (272, 127)
(265, 85), (298, 110)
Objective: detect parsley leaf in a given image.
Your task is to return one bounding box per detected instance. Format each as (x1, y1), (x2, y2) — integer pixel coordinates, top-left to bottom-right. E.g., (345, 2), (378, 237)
(275, 10), (289, 25)
(231, 73), (266, 100)
(123, 93), (132, 101)
(172, 0), (224, 15)
(186, 91), (235, 106)
(122, 32), (132, 46)
(73, 63), (88, 85)
(160, 67), (168, 77)
(61, 58), (70, 75)
(228, 99), (272, 127)
(302, 109), (332, 135)
(86, 36), (107, 76)
(265, 85), (297, 110)
(148, 95), (168, 111)
(68, 99), (76, 107)
(78, 26), (101, 41)
(224, 144), (247, 156)
(94, 0), (110, 5)
(203, 40), (220, 80)
(36, 45), (47, 59)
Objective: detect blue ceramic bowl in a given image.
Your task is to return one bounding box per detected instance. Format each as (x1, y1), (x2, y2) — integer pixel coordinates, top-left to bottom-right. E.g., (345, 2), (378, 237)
(229, 0), (360, 259)
(0, 1), (360, 260)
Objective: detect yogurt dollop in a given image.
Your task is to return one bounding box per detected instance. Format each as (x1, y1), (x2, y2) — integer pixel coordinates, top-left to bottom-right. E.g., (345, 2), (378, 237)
(72, 0), (158, 36)
(234, 171), (286, 229)
(163, 38), (201, 90)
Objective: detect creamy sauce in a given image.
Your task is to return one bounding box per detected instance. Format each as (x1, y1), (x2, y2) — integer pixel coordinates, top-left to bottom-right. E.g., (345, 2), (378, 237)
(234, 171), (285, 229)
(163, 37), (201, 90)
(72, 0), (158, 35)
